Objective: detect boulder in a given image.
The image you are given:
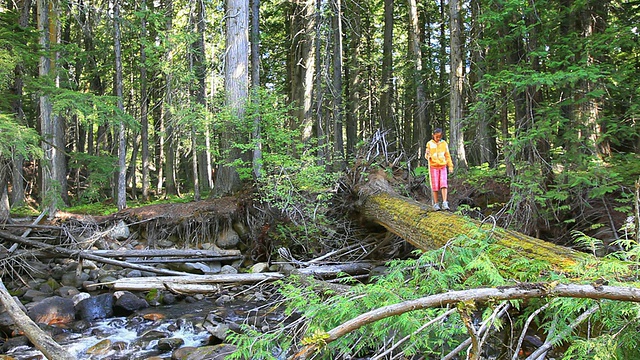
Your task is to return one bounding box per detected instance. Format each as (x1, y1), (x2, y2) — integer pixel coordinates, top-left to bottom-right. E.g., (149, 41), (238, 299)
(26, 296), (75, 326)
(76, 293), (114, 321)
(114, 291), (149, 315)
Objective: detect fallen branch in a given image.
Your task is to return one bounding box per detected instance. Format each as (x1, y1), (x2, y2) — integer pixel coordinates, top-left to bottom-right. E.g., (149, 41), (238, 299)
(90, 248), (241, 258)
(0, 229), (190, 276)
(0, 280), (74, 360)
(110, 272), (285, 291)
(289, 283), (640, 359)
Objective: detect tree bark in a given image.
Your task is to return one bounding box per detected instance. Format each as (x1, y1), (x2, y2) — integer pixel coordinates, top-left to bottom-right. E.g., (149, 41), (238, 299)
(380, 0), (394, 139)
(112, 0), (127, 211)
(449, 0), (467, 170)
(140, 1), (150, 201)
(215, 0), (249, 196)
(332, 0), (345, 168)
(408, 0), (427, 161)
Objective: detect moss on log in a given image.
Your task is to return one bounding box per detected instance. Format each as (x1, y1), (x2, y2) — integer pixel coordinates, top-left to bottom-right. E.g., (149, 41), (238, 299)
(355, 172), (592, 273)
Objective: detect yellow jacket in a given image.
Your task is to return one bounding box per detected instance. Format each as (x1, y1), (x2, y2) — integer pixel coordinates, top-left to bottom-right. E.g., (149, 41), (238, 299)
(425, 139), (453, 170)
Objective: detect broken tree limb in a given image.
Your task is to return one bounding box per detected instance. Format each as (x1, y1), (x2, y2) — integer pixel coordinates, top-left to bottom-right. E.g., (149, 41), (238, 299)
(0, 229), (190, 276)
(355, 172), (591, 272)
(0, 280), (75, 360)
(289, 283), (640, 360)
(90, 248), (241, 258)
(110, 272), (285, 291)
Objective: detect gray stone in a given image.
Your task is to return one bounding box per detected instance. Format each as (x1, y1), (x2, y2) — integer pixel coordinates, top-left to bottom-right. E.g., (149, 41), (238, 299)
(216, 228), (240, 249)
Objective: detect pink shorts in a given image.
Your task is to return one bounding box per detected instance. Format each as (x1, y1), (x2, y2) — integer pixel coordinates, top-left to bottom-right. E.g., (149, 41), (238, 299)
(429, 166), (448, 192)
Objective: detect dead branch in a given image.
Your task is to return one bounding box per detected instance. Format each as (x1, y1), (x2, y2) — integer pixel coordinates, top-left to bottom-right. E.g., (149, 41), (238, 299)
(110, 272), (285, 291)
(0, 229), (190, 276)
(289, 283), (640, 360)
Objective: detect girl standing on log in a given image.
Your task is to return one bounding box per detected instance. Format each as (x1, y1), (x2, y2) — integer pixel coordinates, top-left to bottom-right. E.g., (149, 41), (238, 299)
(425, 128), (454, 210)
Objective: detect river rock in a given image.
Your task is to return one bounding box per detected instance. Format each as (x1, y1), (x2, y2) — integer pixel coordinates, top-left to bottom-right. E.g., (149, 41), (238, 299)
(57, 285), (80, 298)
(220, 265), (237, 274)
(169, 261), (211, 274)
(26, 296), (75, 326)
(250, 262), (269, 273)
(76, 293), (114, 321)
(2, 335), (29, 353)
(85, 338), (112, 355)
(108, 220), (130, 240)
(175, 344), (238, 360)
(61, 271), (90, 288)
(21, 288), (48, 302)
(0, 311), (16, 337)
(216, 228), (240, 249)
(114, 291), (149, 315)
(157, 337), (185, 351)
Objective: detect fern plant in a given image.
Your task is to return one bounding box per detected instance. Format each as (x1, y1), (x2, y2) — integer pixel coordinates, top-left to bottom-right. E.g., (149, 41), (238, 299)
(227, 222), (640, 359)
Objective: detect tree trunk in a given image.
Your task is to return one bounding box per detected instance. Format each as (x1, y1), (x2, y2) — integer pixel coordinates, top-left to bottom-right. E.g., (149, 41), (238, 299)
(408, 0), (427, 161)
(289, 0), (316, 144)
(215, 0), (249, 196)
(250, 0), (262, 179)
(355, 171), (589, 272)
(449, 0), (467, 170)
(332, 0), (345, 169)
(38, 0), (67, 217)
(380, 0), (394, 139)
(344, 0), (360, 160)
(140, 2), (150, 202)
(112, 0), (127, 211)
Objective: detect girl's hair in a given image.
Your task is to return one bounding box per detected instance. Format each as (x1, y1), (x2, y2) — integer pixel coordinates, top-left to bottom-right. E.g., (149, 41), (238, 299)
(433, 128), (443, 135)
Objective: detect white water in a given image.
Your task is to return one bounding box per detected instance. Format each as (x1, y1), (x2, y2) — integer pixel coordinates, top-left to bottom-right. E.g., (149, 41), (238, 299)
(6, 317), (211, 360)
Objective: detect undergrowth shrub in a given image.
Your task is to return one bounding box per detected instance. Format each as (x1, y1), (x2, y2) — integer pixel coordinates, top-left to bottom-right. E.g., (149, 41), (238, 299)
(227, 223), (640, 359)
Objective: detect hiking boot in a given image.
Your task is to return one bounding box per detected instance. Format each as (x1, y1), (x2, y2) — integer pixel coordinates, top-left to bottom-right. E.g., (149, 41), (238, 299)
(442, 201), (450, 210)
(433, 203), (441, 211)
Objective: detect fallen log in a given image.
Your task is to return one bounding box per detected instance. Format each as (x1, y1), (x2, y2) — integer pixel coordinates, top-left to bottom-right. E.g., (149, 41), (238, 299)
(110, 272), (285, 291)
(355, 172), (591, 272)
(0, 230), (190, 276)
(90, 248), (241, 258)
(0, 280), (75, 360)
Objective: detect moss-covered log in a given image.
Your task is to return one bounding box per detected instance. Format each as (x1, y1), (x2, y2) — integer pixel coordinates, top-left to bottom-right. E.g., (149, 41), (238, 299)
(356, 172), (590, 272)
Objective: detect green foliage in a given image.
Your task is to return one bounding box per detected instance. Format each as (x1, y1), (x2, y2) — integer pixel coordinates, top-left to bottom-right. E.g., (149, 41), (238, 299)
(230, 222), (640, 358)
(67, 152), (117, 204)
(0, 114), (42, 160)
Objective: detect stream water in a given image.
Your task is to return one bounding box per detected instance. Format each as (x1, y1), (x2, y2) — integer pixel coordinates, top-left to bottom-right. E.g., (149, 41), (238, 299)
(5, 297), (282, 360)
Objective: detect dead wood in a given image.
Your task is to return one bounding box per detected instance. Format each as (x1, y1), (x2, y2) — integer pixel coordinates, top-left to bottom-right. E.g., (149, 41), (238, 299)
(289, 283), (640, 359)
(295, 262), (374, 279)
(354, 171), (592, 272)
(89, 248), (241, 258)
(110, 272), (285, 291)
(0, 280), (75, 360)
(0, 229), (190, 276)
